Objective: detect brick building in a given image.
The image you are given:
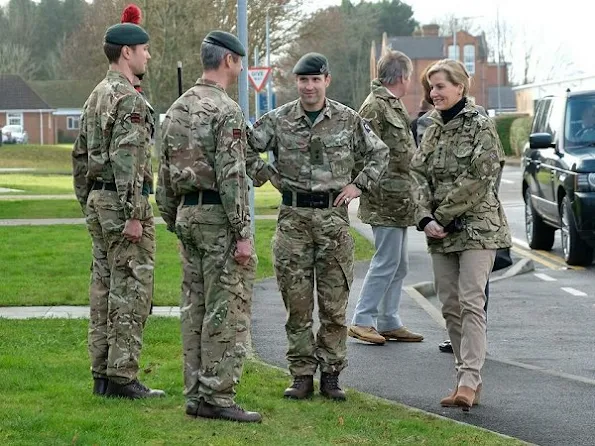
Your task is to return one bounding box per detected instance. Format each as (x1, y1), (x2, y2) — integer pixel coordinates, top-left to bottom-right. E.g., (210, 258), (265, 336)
(370, 24), (515, 116)
(0, 75), (55, 144)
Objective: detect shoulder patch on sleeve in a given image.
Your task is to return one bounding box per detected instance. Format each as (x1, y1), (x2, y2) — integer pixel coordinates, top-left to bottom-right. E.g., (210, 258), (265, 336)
(233, 128), (242, 139)
(363, 120), (372, 133)
(130, 113), (141, 124)
(253, 120), (262, 129)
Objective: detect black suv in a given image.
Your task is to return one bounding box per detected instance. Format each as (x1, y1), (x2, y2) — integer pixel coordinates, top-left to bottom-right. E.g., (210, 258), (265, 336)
(522, 90), (595, 266)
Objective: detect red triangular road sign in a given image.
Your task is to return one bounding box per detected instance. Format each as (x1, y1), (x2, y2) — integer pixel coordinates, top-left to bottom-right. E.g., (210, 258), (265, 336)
(248, 66), (272, 92)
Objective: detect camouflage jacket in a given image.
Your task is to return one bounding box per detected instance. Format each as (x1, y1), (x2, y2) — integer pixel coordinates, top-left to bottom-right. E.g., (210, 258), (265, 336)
(156, 78), (253, 239)
(72, 70), (154, 220)
(357, 79), (416, 227)
(410, 101), (511, 253)
(247, 98), (389, 193)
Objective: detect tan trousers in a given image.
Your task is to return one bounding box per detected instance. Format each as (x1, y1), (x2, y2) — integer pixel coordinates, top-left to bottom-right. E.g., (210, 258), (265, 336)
(432, 249), (496, 390)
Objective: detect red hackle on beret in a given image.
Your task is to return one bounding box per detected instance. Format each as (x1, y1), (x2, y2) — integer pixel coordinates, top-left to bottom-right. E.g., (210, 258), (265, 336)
(121, 4), (142, 25)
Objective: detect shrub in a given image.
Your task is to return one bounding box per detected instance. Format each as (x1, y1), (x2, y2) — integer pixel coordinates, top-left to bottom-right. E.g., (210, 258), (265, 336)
(493, 114), (527, 156)
(510, 116), (533, 156)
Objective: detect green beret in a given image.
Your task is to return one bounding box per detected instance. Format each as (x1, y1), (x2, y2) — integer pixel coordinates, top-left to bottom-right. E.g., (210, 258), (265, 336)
(104, 23), (149, 46)
(203, 30), (246, 57)
(293, 53), (330, 75)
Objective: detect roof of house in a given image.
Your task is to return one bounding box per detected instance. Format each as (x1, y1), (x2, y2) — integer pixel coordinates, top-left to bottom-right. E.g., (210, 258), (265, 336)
(0, 75), (52, 110)
(29, 80), (96, 109)
(384, 36), (445, 60)
(488, 86), (516, 110)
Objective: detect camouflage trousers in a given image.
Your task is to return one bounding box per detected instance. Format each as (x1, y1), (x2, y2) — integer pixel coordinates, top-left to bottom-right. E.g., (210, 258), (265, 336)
(273, 205), (354, 377)
(176, 205), (256, 408)
(85, 190), (155, 384)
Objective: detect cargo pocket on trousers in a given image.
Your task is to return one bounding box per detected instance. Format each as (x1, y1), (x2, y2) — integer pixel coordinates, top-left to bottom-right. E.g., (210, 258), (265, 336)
(334, 230), (354, 291)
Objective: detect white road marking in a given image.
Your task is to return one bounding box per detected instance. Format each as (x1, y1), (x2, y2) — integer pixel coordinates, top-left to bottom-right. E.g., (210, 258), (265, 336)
(561, 287), (588, 297)
(500, 179), (514, 184)
(534, 273), (556, 282)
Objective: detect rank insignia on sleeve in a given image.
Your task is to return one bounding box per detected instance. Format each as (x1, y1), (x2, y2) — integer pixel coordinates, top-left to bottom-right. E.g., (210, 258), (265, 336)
(363, 120), (372, 133)
(130, 113), (142, 124)
(233, 128), (242, 139)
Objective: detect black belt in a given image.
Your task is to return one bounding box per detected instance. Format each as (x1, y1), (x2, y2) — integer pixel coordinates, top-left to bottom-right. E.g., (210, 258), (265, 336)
(282, 191), (339, 209)
(92, 181), (151, 197)
(182, 190), (222, 205)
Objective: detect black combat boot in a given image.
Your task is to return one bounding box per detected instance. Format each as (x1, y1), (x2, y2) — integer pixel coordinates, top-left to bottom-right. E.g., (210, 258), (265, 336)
(283, 375), (314, 399)
(196, 401), (262, 423)
(320, 372), (346, 401)
(93, 377), (108, 396)
(105, 379), (166, 400)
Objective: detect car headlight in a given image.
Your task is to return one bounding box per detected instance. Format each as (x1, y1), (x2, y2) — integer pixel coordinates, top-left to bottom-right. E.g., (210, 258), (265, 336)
(576, 173), (595, 192)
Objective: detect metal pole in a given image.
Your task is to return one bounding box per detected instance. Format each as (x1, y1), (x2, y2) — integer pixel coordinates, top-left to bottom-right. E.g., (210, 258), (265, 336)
(453, 18), (457, 60)
(266, 9), (272, 115)
(177, 61), (183, 97)
(254, 46), (260, 120)
(496, 6), (502, 114)
(237, 0), (254, 234)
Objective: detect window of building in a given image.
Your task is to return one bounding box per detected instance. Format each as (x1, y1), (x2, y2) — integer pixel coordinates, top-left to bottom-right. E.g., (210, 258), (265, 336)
(67, 116), (80, 130)
(464, 45), (475, 75)
(7, 113), (23, 126)
(448, 45), (460, 61)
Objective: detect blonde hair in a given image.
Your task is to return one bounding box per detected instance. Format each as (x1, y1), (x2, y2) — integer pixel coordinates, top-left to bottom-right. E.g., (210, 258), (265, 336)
(426, 59), (470, 96)
(419, 64), (433, 105)
(377, 50), (413, 85)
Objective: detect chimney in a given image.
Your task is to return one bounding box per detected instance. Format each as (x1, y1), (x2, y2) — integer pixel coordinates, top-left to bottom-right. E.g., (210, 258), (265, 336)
(422, 24), (440, 37)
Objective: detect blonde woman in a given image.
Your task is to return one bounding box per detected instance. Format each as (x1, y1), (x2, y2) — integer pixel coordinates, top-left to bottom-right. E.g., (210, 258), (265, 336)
(410, 59), (511, 410)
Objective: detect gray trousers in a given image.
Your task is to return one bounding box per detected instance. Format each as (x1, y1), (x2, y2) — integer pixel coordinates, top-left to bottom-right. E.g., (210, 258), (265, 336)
(351, 226), (408, 331)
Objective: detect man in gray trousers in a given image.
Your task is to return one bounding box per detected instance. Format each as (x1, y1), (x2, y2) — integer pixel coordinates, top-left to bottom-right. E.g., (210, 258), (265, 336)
(348, 50), (423, 345)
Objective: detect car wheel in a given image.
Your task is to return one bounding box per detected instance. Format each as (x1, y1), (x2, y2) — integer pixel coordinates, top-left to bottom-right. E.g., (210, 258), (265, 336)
(524, 188), (555, 250)
(560, 196), (594, 266)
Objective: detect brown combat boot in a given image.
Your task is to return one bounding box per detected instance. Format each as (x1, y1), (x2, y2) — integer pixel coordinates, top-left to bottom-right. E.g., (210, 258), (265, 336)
(441, 384), (481, 407)
(283, 375), (314, 399)
(320, 372), (346, 401)
(196, 401), (262, 423)
(454, 385), (480, 411)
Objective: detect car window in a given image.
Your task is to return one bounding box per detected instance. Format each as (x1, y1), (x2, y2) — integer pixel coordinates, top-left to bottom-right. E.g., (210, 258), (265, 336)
(565, 94), (595, 150)
(533, 99), (552, 133)
(546, 97), (564, 142)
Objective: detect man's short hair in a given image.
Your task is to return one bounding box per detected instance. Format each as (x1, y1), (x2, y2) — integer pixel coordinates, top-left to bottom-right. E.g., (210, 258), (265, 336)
(104, 42), (124, 63)
(377, 50), (413, 85)
(201, 41), (238, 70)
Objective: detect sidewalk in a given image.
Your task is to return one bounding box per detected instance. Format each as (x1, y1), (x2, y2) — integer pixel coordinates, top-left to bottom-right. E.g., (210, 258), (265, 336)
(2, 200), (592, 445)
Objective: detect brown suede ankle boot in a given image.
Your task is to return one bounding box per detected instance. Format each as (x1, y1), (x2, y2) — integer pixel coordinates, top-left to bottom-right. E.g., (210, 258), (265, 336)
(454, 385), (480, 411)
(441, 384), (481, 407)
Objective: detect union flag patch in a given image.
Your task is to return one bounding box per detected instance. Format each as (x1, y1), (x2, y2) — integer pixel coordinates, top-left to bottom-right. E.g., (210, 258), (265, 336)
(233, 128), (242, 139)
(130, 113), (142, 124)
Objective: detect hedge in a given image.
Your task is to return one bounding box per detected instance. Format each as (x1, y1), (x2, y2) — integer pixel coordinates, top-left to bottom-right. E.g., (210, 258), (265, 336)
(510, 116), (533, 156)
(494, 114), (528, 156)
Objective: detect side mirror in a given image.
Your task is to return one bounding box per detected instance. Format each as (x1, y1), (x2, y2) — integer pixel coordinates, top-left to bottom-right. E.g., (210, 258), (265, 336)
(529, 133), (554, 149)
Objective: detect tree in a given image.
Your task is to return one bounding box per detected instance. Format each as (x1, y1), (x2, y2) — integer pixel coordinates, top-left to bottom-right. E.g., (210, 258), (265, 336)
(0, 43), (38, 79)
(60, 0), (303, 112)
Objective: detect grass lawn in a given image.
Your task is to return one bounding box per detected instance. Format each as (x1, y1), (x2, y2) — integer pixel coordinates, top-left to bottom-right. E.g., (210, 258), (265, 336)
(0, 222), (374, 307)
(0, 144), (73, 171)
(0, 173), (75, 194)
(0, 318), (521, 446)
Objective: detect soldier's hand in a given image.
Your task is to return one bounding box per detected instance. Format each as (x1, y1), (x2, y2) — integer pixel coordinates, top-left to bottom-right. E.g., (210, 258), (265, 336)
(334, 184), (361, 207)
(234, 238), (252, 266)
(424, 220), (447, 239)
(123, 219), (143, 243)
(270, 173), (281, 191)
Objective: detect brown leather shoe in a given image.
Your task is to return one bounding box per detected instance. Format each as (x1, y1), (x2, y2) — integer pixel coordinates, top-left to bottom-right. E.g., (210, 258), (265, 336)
(454, 385), (479, 411)
(380, 327), (424, 342)
(283, 375), (314, 399)
(196, 401), (262, 423)
(348, 325), (386, 345)
(441, 384), (481, 407)
(320, 372), (346, 401)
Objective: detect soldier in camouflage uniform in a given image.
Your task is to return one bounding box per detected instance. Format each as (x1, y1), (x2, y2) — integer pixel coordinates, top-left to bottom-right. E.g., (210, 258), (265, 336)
(247, 53), (389, 401)
(156, 31), (264, 423)
(72, 19), (164, 399)
(410, 59), (511, 410)
(347, 50), (424, 346)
